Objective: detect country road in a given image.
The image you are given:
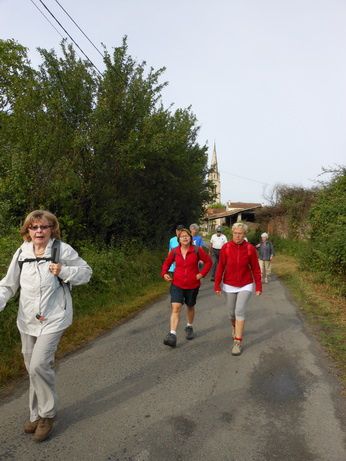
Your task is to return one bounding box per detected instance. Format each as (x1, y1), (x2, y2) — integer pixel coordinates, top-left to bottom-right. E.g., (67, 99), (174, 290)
(0, 275), (345, 461)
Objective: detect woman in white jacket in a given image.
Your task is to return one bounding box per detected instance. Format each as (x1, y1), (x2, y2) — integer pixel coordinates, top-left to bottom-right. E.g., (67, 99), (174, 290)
(0, 210), (92, 442)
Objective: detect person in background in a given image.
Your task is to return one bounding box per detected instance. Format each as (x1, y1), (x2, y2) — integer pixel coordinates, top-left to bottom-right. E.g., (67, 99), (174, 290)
(214, 222), (262, 356)
(168, 224), (185, 274)
(161, 228), (212, 347)
(190, 223), (206, 271)
(209, 226), (228, 281)
(256, 232), (275, 283)
(0, 210), (92, 442)
(189, 223), (205, 247)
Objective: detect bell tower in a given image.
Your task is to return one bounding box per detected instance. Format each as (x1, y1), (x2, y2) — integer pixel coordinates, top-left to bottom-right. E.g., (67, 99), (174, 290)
(208, 142), (221, 203)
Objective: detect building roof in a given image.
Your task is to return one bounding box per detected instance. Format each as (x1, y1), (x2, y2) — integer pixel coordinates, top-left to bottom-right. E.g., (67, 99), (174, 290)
(227, 202), (262, 210)
(205, 203), (262, 221)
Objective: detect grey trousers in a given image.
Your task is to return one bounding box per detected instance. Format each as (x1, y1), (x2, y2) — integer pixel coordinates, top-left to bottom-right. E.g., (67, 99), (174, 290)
(20, 330), (64, 422)
(224, 291), (252, 321)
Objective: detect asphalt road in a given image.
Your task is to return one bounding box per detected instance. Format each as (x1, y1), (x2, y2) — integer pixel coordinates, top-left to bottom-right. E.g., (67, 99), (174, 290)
(0, 275), (345, 461)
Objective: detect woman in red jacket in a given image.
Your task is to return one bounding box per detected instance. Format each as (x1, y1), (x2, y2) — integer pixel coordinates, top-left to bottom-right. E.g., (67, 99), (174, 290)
(161, 228), (212, 348)
(214, 222), (262, 356)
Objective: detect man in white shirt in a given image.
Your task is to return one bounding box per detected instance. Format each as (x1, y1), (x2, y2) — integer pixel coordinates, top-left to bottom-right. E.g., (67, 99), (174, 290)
(209, 226), (228, 281)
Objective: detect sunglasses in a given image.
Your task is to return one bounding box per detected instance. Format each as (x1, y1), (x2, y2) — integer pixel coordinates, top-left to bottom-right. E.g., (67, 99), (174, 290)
(29, 225), (52, 231)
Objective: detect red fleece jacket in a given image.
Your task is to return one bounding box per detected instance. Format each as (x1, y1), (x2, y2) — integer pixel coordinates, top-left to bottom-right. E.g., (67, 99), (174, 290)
(161, 245), (212, 289)
(214, 240), (262, 292)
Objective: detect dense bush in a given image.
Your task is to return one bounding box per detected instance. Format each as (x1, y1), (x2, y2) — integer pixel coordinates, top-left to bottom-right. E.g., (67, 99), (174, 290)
(0, 38), (212, 246)
(302, 168), (346, 279)
(0, 233), (166, 386)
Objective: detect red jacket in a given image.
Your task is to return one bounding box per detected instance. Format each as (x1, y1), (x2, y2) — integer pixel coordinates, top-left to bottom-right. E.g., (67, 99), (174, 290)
(214, 240), (262, 292)
(161, 245), (212, 289)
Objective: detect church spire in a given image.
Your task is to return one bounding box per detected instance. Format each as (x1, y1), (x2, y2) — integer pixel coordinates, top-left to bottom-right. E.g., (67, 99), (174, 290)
(211, 142), (218, 170)
(208, 142), (221, 203)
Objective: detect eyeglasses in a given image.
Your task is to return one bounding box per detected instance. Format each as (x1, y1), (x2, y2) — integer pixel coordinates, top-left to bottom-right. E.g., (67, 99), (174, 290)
(29, 225), (52, 231)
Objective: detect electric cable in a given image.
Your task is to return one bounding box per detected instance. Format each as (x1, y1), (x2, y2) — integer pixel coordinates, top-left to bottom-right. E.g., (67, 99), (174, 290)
(29, 0), (65, 41)
(36, 0), (102, 75)
(53, 0), (104, 58)
(221, 170), (272, 186)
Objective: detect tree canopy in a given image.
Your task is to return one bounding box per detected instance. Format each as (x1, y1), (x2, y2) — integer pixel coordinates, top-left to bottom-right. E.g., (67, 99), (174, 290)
(0, 38), (212, 244)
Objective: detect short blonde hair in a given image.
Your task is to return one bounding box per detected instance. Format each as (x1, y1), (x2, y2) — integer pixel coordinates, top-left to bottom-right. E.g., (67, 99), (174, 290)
(232, 222), (248, 233)
(20, 210), (61, 242)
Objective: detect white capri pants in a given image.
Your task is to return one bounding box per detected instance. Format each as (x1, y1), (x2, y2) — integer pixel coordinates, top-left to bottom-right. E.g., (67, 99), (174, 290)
(224, 291), (252, 321)
(20, 330), (65, 422)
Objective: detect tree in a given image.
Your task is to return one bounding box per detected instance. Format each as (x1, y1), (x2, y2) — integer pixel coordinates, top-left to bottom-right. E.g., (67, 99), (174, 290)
(0, 38), (212, 244)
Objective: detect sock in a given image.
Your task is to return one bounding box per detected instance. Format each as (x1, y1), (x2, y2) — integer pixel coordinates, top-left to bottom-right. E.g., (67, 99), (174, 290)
(186, 323), (193, 327)
(234, 337), (242, 342)
(170, 330), (177, 335)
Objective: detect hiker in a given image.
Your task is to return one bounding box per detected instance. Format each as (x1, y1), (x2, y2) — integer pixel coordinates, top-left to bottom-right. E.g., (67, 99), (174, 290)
(214, 222), (262, 356)
(189, 223), (205, 247)
(0, 210), (92, 442)
(256, 232), (275, 283)
(168, 224), (185, 274)
(161, 228), (212, 348)
(209, 226), (228, 281)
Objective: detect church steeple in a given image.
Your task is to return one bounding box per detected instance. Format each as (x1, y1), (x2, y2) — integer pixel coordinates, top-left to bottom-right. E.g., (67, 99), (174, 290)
(208, 142), (221, 203)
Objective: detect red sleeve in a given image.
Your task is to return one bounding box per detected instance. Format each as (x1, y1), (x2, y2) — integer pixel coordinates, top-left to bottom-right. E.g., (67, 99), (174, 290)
(214, 244), (227, 291)
(161, 250), (175, 278)
(198, 247), (212, 277)
(248, 244), (262, 292)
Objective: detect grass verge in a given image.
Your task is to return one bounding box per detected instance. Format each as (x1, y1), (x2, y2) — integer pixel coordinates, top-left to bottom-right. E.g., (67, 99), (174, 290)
(0, 237), (169, 393)
(273, 254), (346, 391)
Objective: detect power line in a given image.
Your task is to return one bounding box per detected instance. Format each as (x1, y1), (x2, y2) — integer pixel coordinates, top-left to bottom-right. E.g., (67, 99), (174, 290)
(34, 0), (102, 76)
(53, 0), (104, 58)
(221, 170), (273, 186)
(29, 0), (65, 41)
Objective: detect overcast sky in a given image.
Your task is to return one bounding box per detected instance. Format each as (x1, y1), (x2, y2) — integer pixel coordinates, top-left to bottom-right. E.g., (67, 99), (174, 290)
(1, 0), (346, 204)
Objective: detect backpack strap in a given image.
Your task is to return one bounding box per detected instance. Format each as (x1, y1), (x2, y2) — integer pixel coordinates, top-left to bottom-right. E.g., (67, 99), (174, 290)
(172, 245), (200, 260)
(18, 239), (61, 272)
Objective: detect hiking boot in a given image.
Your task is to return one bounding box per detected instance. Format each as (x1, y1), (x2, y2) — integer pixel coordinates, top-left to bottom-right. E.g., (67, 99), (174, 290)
(185, 326), (194, 340)
(163, 333), (177, 348)
(232, 340), (242, 356)
(24, 419), (40, 434)
(33, 417), (54, 442)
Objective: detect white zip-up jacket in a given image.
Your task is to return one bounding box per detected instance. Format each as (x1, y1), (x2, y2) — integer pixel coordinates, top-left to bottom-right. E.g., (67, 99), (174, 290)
(0, 239), (92, 336)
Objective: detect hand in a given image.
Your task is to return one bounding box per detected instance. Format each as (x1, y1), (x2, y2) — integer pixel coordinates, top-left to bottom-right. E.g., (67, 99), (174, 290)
(256, 291), (262, 296)
(49, 263), (62, 276)
(215, 291), (222, 296)
(164, 273), (172, 282)
(196, 273), (203, 280)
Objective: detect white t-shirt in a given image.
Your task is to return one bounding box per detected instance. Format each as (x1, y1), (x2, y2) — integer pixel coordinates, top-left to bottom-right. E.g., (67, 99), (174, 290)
(222, 282), (254, 293)
(210, 233), (228, 250)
